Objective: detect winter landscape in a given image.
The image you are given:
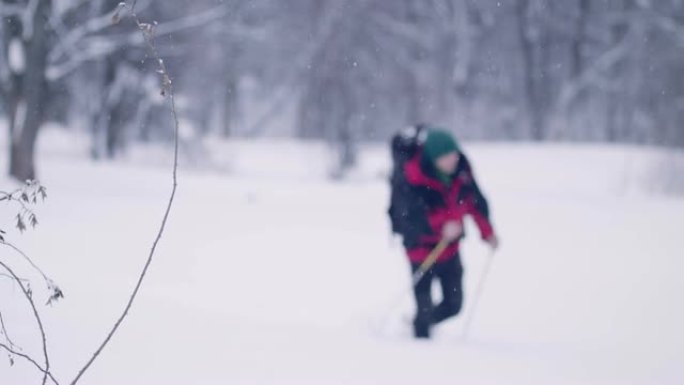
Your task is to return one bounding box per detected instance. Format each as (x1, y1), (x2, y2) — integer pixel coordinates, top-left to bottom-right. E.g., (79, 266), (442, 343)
(2, 1), (684, 385)
(1, 128), (683, 384)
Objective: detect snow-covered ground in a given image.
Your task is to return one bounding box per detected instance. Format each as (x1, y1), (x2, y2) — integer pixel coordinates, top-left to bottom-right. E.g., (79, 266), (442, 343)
(1, 129), (684, 384)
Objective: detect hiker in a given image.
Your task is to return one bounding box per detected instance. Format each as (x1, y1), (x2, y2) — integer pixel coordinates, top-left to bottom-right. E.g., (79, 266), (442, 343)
(388, 126), (498, 339)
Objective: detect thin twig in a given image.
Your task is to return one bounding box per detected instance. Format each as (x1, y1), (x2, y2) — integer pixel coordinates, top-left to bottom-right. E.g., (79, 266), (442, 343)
(0, 260), (51, 385)
(0, 272), (30, 283)
(0, 343), (59, 385)
(0, 311), (19, 349)
(0, 181), (46, 234)
(69, 1), (179, 383)
(1, 241), (52, 284)
(0, 188), (22, 202)
(0, 190), (16, 200)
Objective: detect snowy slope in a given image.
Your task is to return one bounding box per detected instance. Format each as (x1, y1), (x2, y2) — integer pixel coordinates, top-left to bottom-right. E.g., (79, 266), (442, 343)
(1, 131), (683, 385)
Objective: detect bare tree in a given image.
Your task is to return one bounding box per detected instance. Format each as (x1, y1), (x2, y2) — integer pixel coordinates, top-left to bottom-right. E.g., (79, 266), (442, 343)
(0, 1), (179, 383)
(1, 0), (52, 180)
(3, 0), (684, 184)
(0, 0), (228, 180)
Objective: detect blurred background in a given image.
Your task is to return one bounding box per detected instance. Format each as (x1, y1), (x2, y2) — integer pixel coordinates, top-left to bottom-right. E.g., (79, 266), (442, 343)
(1, 2), (684, 384)
(2, 0), (684, 180)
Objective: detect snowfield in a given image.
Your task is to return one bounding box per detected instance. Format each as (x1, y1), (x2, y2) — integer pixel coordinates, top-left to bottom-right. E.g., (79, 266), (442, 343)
(1, 129), (684, 385)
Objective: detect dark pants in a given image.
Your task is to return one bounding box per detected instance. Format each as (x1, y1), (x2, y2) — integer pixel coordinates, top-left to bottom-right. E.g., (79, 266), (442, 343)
(411, 256), (464, 338)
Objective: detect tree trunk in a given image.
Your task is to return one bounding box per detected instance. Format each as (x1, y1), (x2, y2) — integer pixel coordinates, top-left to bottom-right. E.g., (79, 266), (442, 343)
(516, 0), (544, 141)
(571, 0), (589, 79)
(7, 0), (52, 181)
(605, 0), (632, 143)
(2, 2), (22, 158)
(222, 77), (238, 138)
(90, 60), (110, 160)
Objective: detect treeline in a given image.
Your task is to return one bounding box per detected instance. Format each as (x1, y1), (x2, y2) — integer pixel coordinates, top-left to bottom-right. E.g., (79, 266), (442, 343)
(2, 0), (684, 178)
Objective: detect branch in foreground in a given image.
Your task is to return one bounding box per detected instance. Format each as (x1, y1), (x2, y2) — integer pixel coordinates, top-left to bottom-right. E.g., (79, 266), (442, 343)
(0, 343), (59, 385)
(0, 181), (47, 236)
(0, 311), (19, 350)
(69, 1), (180, 384)
(1, 241), (62, 305)
(0, 260), (51, 385)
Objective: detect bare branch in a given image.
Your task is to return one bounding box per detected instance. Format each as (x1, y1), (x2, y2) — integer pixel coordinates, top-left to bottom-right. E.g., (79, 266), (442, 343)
(69, 1), (180, 383)
(0, 188), (22, 202)
(0, 311), (19, 350)
(46, 2), (232, 81)
(1, 241), (53, 285)
(48, 2), (129, 63)
(0, 343), (59, 385)
(641, 8), (684, 48)
(245, 2), (360, 136)
(553, 29), (633, 116)
(0, 3), (23, 17)
(0, 260), (51, 385)
(0, 272), (29, 283)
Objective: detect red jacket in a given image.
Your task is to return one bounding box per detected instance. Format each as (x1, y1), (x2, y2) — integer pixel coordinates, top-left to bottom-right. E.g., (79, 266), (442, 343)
(392, 152), (494, 263)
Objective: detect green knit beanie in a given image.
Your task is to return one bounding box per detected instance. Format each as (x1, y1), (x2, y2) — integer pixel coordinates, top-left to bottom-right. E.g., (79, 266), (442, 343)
(423, 129), (460, 163)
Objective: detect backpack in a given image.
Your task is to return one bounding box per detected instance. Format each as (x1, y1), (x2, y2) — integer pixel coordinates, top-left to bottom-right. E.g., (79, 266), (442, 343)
(388, 124), (427, 234)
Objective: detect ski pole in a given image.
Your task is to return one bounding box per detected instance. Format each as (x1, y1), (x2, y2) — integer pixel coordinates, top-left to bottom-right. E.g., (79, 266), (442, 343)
(461, 249), (496, 340)
(411, 239), (450, 286)
(374, 239), (451, 333)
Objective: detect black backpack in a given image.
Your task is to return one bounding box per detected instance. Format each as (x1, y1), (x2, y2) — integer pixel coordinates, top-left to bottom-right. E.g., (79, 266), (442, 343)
(388, 124), (427, 234)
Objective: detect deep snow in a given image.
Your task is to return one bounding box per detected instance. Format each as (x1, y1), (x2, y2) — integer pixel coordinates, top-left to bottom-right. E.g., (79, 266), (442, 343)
(1, 129), (683, 385)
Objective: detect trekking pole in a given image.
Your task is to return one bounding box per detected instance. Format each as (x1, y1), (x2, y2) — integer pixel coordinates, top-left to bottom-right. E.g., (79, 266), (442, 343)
(411, 239), (451, 286)
(461, 249), (496, 340)
(374, 239), (450, 333)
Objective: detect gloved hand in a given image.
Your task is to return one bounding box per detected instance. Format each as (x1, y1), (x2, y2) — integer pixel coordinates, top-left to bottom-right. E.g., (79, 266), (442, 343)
(485, 234), (500, 251)
(442, 220), (463, 242)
